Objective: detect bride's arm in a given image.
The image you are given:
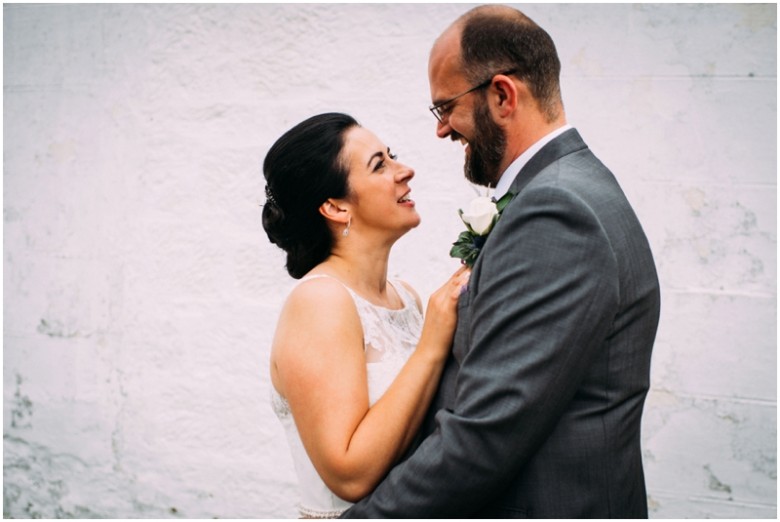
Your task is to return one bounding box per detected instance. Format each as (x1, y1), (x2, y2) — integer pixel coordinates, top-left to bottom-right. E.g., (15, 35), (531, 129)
(271, 269), (467, 502)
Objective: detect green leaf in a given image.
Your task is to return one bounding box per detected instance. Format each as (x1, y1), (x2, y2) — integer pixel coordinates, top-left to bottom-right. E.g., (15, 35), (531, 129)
(456, 230), (475, 244)
(463, 250), (479, 267)
(495, 191), (514, 213)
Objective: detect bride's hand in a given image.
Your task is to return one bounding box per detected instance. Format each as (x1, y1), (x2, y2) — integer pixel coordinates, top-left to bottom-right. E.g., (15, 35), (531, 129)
(419, 265), (471, 362)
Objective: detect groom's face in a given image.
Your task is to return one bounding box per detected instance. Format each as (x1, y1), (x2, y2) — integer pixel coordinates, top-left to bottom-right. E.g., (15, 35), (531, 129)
(428, 32), (508, 187)
(463, 95), (507, 187)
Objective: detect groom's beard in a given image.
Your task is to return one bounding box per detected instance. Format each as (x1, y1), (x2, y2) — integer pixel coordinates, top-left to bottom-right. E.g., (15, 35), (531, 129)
(463, 100), (507, 187)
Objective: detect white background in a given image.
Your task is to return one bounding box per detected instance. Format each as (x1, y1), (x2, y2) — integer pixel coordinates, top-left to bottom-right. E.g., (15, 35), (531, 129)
(3, 3), (776, 518)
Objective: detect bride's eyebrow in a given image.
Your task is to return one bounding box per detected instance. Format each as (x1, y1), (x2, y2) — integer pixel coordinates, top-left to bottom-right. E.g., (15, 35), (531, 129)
(366, 147), (390, 168)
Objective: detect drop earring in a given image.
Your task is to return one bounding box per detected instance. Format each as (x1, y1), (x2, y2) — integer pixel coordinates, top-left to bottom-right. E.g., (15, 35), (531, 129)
(342, 217), (351, 237)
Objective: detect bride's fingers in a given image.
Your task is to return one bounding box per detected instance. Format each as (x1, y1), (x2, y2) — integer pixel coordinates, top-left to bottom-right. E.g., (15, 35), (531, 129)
(450, 270), (471, 298)
(450, 265), (470, 282)
(452, 265), (469, 278)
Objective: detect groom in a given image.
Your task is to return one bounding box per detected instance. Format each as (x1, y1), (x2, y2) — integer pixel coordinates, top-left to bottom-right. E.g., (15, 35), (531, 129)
(343, 5), (661, 518)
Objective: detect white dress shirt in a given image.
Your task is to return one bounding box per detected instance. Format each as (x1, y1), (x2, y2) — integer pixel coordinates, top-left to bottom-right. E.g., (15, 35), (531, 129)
(493, 124), (574, 199)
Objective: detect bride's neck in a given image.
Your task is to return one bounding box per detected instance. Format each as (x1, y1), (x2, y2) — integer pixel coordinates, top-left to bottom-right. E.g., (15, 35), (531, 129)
(321, 239), (393, 298)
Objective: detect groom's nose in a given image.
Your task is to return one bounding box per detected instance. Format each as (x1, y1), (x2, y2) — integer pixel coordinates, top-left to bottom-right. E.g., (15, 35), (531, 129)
(436, 118), (453, 139)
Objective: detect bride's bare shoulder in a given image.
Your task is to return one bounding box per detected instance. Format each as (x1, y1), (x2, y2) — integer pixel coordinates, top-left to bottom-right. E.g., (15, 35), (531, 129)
(276, 275), (361, 341)
(285, 275), (353, 311)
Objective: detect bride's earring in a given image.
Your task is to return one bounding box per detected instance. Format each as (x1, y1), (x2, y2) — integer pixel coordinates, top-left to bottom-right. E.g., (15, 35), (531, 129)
(342, 217), (351, 237)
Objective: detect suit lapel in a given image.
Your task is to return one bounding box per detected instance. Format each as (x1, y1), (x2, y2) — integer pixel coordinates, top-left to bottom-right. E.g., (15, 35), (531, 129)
(468, 129), (589, 276)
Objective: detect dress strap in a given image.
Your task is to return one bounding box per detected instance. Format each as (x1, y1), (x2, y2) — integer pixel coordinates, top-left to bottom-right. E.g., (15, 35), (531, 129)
(296, 274), (355, 296)
(298, 274), (335, 283)
(296, 274), (363, 310)
(297, 274), (414, 311)
(387, 280), (417, 311)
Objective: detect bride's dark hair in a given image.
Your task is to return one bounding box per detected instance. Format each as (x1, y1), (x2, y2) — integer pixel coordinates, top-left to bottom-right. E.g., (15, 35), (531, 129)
(262, 112), (359, 279)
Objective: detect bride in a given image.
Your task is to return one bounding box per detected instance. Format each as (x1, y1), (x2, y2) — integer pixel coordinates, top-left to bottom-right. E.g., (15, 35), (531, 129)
(263, 113), (468, 518)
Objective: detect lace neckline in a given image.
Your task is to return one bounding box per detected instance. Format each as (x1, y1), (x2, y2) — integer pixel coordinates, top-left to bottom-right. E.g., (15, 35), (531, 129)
(299, 274), (413, 313)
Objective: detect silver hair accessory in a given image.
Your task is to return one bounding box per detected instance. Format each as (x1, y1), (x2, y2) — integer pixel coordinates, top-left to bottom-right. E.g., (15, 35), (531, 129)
(265, 185), (278, 206)
(342, 217), (351, 237)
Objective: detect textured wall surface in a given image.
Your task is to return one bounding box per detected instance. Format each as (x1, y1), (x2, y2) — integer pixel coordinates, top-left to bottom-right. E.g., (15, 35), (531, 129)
(3, 3), (776, 519)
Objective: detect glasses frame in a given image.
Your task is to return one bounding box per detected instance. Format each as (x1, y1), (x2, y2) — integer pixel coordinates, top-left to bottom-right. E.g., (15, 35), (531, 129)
(429, 69), (517, 123)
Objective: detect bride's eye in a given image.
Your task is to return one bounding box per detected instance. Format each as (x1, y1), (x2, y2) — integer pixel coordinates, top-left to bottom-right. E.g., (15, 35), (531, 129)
(373, 151), (398, 172)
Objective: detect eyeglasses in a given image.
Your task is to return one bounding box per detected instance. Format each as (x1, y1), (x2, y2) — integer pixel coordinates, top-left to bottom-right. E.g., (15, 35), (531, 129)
(428, 69), (517, 123)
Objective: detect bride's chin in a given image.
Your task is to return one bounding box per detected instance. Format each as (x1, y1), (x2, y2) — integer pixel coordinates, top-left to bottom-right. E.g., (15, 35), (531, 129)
(398, 217), (422, 236)
(409, 213), (422, 228)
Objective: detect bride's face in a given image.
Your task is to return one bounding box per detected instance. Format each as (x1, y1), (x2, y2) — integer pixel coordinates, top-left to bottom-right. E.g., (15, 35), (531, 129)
(340, 126), (421, 237)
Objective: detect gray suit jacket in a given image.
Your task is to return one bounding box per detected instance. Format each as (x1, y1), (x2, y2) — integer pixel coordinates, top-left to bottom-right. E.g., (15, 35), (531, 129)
(342, 129), (661, 518)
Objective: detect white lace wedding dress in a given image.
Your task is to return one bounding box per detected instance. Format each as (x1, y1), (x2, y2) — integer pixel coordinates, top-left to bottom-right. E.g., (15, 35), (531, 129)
(271, 275), (424, 518)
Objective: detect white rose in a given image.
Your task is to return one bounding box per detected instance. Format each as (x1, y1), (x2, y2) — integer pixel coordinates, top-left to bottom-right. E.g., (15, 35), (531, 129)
(459, 196), (498, 236)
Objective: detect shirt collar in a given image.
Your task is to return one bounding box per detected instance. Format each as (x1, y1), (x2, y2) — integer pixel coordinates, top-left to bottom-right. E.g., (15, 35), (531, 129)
(493, 124), (573, 199)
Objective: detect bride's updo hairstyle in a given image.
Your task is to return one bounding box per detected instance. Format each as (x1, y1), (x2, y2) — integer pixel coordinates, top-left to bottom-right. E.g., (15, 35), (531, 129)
(262, 112), (359, 279)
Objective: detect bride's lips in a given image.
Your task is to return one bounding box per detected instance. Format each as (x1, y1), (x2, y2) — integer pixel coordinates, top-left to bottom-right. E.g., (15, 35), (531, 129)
(397, 191), (415, 206)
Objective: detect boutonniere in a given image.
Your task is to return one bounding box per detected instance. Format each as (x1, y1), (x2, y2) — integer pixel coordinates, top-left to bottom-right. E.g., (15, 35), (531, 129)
(450, 191), (514, 268)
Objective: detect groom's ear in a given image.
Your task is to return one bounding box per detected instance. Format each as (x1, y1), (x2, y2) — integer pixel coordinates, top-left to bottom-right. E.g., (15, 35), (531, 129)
(318, 199), (350, 225)
(490, 73), (519, 119)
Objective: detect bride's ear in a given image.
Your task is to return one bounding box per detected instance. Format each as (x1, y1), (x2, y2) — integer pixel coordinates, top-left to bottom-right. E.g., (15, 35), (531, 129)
(318, 199), (350, 226)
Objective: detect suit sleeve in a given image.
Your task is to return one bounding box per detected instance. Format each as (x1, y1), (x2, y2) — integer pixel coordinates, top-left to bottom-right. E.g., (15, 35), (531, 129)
(342, 179), (620, 517)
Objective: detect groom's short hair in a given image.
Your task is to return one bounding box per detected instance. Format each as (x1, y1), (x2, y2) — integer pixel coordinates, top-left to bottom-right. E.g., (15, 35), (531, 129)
(459, 5), (563, 123)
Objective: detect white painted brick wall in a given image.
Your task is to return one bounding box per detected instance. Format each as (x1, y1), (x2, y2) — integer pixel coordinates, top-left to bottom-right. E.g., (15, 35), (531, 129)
(3, 4), (775, 518)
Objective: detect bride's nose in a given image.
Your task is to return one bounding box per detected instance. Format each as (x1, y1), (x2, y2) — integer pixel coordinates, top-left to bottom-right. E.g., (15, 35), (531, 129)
(395, 163), (414, 183)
